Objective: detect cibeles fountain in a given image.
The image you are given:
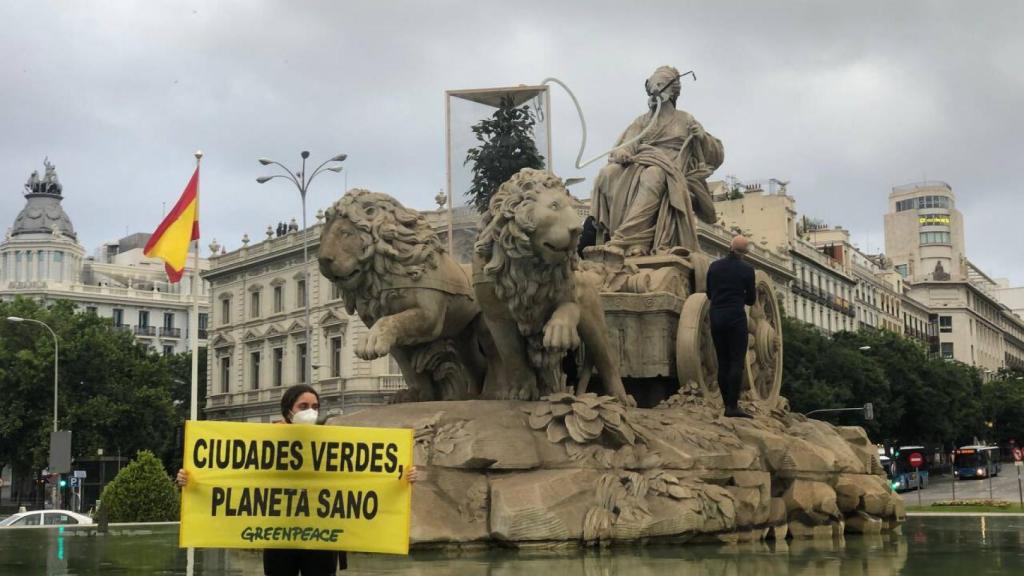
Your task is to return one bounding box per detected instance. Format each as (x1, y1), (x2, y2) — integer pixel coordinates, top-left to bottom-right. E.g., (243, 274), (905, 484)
(319, 67), (904, 548)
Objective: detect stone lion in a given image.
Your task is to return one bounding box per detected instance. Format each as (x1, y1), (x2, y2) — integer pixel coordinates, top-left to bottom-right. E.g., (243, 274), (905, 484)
(318, 189), (486, 402)
(473, 168), (631, 404)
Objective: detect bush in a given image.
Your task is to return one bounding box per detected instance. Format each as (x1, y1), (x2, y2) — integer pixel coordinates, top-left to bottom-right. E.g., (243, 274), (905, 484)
(99, 450), (179, 522)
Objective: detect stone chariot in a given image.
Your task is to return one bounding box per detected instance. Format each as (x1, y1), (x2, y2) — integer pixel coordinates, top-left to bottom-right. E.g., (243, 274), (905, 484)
(586, 247), (783, 408)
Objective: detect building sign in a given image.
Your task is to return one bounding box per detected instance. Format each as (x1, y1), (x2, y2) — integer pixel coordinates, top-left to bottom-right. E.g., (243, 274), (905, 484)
(919, 214), (951, 226)
(179, 420), (413, 554)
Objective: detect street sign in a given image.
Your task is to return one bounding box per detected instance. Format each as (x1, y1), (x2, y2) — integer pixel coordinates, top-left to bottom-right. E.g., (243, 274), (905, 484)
(73, 470), (87, 479)
(909, 452), (924, 468)
(1013, 447), (1022, 462)
(49, 430), (72, 474)
(69, 477), (79, 488)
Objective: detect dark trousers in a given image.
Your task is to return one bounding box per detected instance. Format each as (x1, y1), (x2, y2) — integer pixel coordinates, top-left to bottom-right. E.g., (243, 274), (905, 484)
(710, 307), (748, 409)
(263, 549), (346, 576)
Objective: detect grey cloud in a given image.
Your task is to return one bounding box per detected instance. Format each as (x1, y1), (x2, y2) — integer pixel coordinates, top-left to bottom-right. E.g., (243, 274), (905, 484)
(1, 0), (1020, 282)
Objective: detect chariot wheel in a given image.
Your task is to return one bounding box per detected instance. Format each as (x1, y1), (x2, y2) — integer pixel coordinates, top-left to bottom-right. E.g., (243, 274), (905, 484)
(676, 292), (718, 397)
(743, 270), (783, 403)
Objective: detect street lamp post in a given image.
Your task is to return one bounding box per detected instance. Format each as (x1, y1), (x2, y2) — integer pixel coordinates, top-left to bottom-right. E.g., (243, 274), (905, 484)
(7, 317), (59, 432)
(257, 152), (346, 388)
(7, 316), (59, 508)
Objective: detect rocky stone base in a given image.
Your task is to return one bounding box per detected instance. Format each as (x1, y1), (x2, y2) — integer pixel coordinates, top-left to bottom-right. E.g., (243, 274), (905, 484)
(329, 394), (904, 548)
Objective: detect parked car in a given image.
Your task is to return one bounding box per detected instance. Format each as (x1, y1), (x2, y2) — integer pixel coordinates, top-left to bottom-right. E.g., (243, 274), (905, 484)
(0, 509), (93, 528)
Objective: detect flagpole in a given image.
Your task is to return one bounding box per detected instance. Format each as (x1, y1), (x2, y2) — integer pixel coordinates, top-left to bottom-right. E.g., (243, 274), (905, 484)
(189, 150), (203, 422)
(186, 150), (202, 576)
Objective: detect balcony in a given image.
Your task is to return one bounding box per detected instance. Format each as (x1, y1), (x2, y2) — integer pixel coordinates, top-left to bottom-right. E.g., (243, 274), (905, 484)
(134, 325), (156, 337)
(160, 327), (181, 338)
(113, 324), (131, 333)
(381, 375), (407, 391)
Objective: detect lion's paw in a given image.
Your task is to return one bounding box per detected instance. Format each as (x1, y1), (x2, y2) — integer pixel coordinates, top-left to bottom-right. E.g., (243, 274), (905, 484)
(357, 326), (396, 360)
(542, 319), (580, 352)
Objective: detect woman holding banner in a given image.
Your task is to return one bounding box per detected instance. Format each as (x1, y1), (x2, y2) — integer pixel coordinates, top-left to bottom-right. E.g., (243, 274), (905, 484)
(176, 384), (419, 575)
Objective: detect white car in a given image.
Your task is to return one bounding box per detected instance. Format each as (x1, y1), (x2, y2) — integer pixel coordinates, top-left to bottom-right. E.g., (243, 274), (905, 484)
(0, 509), (93, 528)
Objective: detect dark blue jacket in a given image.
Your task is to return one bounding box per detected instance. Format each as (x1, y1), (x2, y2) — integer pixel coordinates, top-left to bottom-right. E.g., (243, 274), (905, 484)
(706, 253), (756, 311)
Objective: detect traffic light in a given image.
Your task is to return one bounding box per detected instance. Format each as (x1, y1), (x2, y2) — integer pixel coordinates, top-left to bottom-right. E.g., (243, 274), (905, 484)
(59, 478), (67, 488)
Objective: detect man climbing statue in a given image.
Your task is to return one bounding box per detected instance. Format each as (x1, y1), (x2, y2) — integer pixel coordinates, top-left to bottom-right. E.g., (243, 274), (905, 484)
(707, 235), (755, 418)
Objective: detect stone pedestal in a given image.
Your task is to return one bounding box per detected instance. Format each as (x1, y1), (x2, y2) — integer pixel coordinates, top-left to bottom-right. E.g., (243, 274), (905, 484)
(330, 395), (903, 547)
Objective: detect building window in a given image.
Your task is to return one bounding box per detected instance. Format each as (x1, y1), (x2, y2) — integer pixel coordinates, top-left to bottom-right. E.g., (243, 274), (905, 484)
(163, 313), (174, 330)
(250, 291), (261, 318)
(330, 337), (342, 377)
(85, 306), (97, 315)
(273, 347), (284, 387)
(274, 286), (284, 313)
(53, 252), (64, 282)
(198, 313), (208, 338)
(938, 316), (952, 333)
(221, 299), (231, 324)
(250, 351), (262, 389)
(297, 343), (308, 384)
(331, 282), (342, 301)
(297, 280), (307, 308)
(162, 345), (174, 356)
(112, 308), (124, 327)
(220, 356), (231, 393)
(138, 310), (150, 328)
(920, 231), (951, 245)
(940, 342), (954, 359)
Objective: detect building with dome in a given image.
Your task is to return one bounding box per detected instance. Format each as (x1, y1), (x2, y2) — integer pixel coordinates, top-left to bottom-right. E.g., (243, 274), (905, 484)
(0, 160), (210, 354)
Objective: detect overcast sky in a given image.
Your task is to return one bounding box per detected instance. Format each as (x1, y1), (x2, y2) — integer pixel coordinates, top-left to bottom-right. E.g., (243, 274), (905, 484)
(1, 1), (1021, 283)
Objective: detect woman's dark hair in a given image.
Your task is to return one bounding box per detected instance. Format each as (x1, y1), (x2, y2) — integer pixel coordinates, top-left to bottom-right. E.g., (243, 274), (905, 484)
(280, 384), (320, 422)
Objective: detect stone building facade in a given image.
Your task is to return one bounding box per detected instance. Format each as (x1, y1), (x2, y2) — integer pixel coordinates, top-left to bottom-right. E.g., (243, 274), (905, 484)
(201, 219), (405, 423)
(0, 161), (209, 355)
(883, 181), (1024, 373)
(713, 185), (858, 334)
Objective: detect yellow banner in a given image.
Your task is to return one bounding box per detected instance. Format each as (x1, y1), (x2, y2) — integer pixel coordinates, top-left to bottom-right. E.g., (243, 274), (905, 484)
(179, 420), (413, 554)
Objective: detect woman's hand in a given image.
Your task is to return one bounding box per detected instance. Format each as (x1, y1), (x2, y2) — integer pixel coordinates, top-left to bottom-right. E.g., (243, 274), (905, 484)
(406, 465), (422, 484)
(175, 468), (189, 488)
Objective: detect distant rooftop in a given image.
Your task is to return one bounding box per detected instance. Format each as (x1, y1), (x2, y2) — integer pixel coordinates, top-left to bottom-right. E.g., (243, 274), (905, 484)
(891, 181), (952, 194)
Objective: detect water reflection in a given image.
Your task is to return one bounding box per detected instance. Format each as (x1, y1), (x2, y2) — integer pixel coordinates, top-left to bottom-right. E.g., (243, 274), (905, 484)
(1, 517), (1023, 575)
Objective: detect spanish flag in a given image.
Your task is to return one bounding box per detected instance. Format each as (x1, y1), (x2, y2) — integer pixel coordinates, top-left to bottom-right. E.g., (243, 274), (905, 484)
(144, 168), (200, 283)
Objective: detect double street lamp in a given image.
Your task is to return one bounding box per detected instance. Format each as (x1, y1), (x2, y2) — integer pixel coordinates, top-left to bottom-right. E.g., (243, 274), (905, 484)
(257, 152), (346, 387)
(6, 317), (59, 432)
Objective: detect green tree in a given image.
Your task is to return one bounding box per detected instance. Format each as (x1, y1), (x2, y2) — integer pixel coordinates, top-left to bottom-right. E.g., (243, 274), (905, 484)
(982, 369), (1024, 445)
(0, 297), (189, 498)
(99, 450), (179, 522)
(166, 348), (208, 424)
(781, 318), (893, 440)
(464, 94), (545, 213)
(781, 317), (985, 447)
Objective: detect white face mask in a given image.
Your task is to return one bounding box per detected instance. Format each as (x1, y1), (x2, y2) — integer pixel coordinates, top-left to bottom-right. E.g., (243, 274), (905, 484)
(291, 408), (319, 425)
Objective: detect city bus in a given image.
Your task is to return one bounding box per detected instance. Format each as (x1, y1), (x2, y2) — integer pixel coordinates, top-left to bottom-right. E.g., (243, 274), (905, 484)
(954, 445), (1001, 479)
(890, 446), (929, 492)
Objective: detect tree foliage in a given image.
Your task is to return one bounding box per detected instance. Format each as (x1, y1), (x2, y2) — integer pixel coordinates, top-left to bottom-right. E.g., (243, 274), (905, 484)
(464, 94), (545, 213)
(99, 450), (179, 522)
(781, 317), (987, 448)
(0, 297), (204, 496)
(982, 369), (1024, 446)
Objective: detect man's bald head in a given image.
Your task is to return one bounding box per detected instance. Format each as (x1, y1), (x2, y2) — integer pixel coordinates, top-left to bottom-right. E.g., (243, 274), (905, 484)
(730, 235), (750, 255)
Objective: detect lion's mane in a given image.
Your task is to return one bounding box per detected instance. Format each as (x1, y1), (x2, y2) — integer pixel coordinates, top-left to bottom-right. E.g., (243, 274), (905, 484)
(474, 169), (576, 367)
(323, 189), (443, 321)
